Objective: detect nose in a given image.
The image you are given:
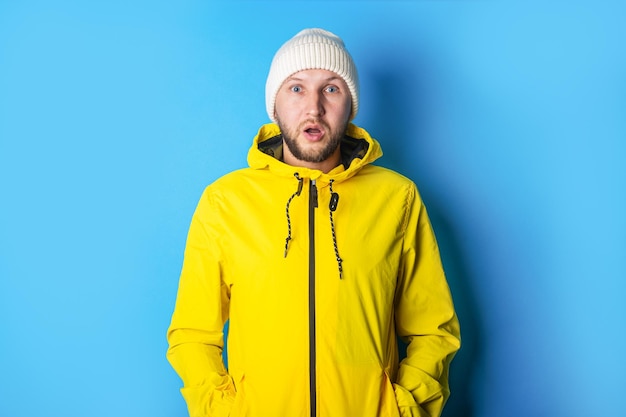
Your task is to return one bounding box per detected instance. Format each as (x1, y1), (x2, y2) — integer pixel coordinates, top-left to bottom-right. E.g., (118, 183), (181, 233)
(305, 90), (325, 118)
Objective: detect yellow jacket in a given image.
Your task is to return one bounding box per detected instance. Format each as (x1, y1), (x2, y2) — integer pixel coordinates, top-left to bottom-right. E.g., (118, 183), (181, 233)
(167, 123), (460, 417)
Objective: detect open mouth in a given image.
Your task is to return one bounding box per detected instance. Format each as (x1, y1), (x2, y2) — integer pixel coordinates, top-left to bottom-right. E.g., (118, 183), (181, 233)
(302, 122), (325, 141)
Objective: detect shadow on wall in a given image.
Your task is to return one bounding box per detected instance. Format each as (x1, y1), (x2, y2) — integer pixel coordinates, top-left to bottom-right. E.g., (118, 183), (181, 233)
(364, 52), (484, 417)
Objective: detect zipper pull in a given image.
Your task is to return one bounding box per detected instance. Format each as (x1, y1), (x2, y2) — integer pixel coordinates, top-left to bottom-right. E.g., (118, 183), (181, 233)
(311, 179), (318, 208)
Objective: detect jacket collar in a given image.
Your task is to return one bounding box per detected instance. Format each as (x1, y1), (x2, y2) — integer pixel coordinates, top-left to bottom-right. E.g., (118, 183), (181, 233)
(247, 123), (383, 184)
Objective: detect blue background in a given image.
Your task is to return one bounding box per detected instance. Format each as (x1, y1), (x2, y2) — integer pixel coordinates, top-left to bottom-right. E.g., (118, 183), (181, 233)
(1, 1), (625, 416)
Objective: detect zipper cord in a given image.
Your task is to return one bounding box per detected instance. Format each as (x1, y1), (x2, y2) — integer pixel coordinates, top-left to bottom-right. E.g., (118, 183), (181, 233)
(328, 179), (343, 279)
(284, 172), (303, 258)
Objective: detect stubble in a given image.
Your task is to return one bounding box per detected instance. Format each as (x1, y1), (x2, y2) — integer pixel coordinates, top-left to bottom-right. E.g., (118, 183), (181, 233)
(277, 117), (347, 164)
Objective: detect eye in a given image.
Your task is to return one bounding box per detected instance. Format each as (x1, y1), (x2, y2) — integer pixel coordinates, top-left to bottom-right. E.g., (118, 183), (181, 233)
(290, 85), (302, 93)
(325, 86), (339, 93)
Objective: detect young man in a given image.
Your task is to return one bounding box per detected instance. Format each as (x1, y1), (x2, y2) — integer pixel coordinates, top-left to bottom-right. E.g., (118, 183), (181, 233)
(167, 28), (461, 417)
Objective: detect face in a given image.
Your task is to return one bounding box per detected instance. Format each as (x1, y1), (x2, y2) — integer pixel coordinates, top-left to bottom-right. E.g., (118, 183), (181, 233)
(274, 69), (352, 171)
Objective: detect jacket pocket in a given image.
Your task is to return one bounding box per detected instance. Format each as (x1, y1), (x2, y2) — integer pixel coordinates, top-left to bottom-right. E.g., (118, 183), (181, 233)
(180, 379), (236, 417)
(380, 370), (402, 417)
(392, 382), (427, 417)
(230, 373), (248, 417)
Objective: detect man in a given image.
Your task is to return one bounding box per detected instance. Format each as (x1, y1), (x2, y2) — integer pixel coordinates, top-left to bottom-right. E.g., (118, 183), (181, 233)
(167, 28), (461, 417)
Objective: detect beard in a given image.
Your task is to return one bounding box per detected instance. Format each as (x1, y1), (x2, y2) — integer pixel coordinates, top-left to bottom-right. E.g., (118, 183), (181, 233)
(276, 117), (348, 164)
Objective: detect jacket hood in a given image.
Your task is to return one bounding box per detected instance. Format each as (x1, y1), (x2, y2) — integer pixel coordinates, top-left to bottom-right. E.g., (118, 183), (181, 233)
(247, 123), (383, 184)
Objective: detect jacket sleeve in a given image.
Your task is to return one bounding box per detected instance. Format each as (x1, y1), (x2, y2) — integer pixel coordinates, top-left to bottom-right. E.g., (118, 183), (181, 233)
(393, 183), (461, 417)
(166, 187), (236, 417)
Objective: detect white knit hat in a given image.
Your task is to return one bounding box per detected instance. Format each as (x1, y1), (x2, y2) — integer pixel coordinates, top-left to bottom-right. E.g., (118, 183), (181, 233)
(265, 28), (359, 123)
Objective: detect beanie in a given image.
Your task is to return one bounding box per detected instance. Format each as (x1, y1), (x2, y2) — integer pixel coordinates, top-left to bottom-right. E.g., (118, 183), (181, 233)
(265, 28), (359, 123)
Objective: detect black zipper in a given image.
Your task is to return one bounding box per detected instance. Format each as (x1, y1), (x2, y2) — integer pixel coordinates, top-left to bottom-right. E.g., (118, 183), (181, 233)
(309, 179), (318, 417)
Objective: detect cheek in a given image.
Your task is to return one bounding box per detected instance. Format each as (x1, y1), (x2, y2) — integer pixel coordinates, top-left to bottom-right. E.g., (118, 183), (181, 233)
(274, 92), (295, 115)
(275, 101), (295, 123)
(340, 100), (352, 122)
(340, 95), (352, 120)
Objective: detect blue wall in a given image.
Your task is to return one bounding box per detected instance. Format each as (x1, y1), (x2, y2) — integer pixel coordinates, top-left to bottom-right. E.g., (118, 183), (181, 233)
(1, 1), (624, 416)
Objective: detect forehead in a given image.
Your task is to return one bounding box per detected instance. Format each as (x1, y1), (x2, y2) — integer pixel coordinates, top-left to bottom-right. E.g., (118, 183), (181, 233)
(285, 69), (346, 84)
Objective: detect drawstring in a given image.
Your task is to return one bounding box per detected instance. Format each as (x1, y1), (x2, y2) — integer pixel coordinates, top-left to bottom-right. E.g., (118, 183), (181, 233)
(284, 173), (303, 257)
(283, 174), (343, 280)
(329, 179), (343, 279)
